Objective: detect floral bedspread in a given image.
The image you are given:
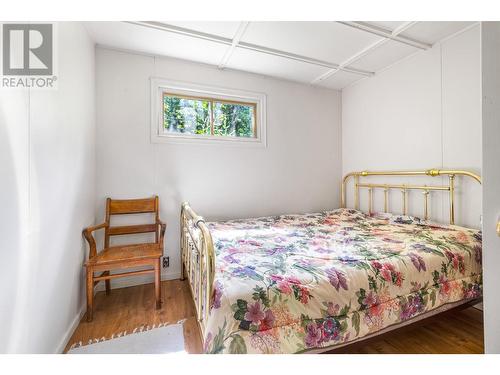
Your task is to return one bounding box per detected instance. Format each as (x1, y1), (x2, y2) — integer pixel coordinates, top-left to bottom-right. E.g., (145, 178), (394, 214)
(203, 208), (482, 354)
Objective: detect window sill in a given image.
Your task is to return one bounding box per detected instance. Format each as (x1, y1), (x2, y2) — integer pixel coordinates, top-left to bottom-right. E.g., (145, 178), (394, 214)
(151, 133), (267, 147)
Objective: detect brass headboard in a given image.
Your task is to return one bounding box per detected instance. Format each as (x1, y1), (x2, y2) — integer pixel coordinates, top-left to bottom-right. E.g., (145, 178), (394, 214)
(341, 169), (481, 225)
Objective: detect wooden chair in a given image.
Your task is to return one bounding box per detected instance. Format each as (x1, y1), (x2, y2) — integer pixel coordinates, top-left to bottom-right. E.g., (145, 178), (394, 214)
(82, 196), (166, 322)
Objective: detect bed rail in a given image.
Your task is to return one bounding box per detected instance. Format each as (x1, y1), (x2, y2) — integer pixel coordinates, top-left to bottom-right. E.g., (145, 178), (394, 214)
(180, 202), (215, 336)
(341, 169), (481, 225)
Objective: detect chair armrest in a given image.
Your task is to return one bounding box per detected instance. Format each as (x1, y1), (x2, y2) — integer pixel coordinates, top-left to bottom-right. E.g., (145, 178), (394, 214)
(157, 220), (167, 250)
(82, 222), (108, 259)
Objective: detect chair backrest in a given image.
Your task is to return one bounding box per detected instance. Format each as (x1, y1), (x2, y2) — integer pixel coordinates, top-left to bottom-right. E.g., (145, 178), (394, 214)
(104, 196), (160, 247)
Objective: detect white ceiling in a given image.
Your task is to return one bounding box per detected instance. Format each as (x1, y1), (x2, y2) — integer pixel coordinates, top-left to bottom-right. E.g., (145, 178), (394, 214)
(85, 21), (475, 90)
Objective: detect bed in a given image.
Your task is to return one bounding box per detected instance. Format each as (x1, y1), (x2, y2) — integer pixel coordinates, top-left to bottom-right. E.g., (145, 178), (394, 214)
(180, 169), (482, 354)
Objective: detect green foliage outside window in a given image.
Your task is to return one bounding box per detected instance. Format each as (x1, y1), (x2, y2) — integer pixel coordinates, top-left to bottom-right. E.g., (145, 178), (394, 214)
(213, 102), (254, 138)
(163, 95), (211, 135)
(163, 94), (255, 138)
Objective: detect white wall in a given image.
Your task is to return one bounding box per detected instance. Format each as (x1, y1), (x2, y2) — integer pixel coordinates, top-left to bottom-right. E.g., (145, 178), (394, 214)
(342, 25), (481, 228)
(481, 21), (500, 354)
(95, 47), (342, 285)
(0, 22), (95, 353)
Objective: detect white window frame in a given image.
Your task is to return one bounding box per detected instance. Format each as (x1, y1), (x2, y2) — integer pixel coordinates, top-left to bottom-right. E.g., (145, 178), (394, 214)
(150, 77), (267, 147)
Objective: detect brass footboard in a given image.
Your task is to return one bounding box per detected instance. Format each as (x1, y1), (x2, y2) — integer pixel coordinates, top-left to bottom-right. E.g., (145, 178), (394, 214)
(180, 202), (216, 338)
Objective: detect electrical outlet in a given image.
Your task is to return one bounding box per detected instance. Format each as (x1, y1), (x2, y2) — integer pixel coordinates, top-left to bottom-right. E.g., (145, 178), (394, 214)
(162, 256), (169, 268)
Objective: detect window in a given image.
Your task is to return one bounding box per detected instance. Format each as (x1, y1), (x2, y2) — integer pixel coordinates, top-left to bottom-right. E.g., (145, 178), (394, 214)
(151, 78), (266, 146)
(163, 94), (256, 138)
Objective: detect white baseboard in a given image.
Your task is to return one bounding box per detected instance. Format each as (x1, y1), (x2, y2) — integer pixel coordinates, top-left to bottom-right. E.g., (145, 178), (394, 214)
(58, 271), (181, 353)
(56, 304), (86, 354)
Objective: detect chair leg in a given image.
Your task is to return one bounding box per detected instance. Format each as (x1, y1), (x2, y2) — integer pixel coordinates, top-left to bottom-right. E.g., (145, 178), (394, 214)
(86, 267), (94, 322)
(155, 258), (161, 309)
(104, 271), (111, 295)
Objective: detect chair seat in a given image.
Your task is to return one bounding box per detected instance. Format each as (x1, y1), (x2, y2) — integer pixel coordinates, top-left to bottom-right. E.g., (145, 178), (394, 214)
(86, 243), (162, 267)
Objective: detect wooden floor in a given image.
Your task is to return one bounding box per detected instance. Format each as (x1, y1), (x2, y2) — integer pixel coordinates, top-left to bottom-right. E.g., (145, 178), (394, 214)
(65, 279), (484, 354)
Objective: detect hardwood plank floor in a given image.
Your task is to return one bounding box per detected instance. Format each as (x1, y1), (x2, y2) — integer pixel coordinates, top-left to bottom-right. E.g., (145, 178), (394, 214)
(65, 280), (484, 354)
(65, 279), (203, 353)
(329, 307), (484, 354)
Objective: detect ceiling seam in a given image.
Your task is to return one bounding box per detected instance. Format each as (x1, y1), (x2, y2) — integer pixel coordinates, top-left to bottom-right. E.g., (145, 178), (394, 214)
(341, 22), (476, 92)
(338, 21), (432, 50)
(311, 21), (421, 86)
(218, 21), (249, 69)
(391, 21), (419, 37)
(125, 21), (374, 77)
(311, 38), (388, 84)
(238, 40), (373, 75)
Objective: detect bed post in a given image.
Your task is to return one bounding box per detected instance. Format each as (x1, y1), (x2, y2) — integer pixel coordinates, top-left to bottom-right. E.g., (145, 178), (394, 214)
(180, 202), (216, 336)
(449, 174), (456, 225)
